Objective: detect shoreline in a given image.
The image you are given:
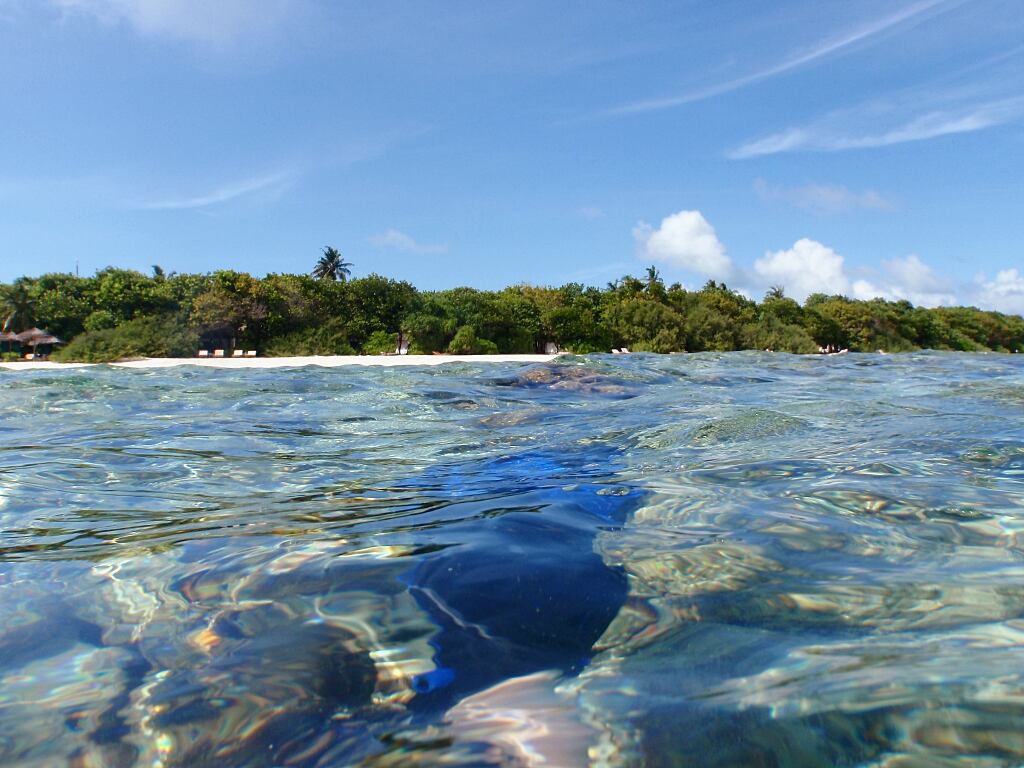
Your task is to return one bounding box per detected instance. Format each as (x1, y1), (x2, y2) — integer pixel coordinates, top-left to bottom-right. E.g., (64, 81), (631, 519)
(0, 354), (562, 371)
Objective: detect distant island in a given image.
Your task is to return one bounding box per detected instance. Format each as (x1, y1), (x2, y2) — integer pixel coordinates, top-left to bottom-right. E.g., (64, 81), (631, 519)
(2, 252), (1022, 362)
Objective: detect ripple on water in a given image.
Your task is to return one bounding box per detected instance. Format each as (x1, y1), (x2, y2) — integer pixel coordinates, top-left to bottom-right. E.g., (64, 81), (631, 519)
(2, 352), (1024, 766)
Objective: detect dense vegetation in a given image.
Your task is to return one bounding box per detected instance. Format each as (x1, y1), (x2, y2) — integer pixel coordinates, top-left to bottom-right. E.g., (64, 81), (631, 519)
(2, 264), (1023, 362)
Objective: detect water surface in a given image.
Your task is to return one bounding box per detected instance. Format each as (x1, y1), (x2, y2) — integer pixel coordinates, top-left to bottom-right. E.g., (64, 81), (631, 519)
(2, 352), (1024, 766)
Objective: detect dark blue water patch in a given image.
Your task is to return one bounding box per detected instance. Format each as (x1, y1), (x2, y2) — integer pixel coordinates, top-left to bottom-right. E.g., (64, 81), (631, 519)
(385, 446), (640, 714)
(404, 489), (633, 715)
(0, 597), (105, 670)
(396, 447), (635, 501)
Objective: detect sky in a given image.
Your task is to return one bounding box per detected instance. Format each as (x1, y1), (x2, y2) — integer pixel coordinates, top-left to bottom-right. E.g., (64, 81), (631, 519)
(1, 0), (1023, 312)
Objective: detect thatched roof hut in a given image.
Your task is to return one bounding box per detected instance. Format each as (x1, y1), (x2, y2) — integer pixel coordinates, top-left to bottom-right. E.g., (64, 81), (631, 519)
(14, 327), (63, 348)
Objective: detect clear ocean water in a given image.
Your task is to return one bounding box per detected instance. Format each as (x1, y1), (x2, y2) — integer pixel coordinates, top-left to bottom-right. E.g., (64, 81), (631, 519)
(3, 352), (1024, 767)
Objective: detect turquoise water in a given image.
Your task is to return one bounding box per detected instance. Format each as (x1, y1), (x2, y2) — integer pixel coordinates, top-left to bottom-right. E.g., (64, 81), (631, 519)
(2, 352), (1024, 766)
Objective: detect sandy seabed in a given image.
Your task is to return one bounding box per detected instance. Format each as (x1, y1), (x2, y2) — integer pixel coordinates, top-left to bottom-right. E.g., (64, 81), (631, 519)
(0, 354), (562, 371)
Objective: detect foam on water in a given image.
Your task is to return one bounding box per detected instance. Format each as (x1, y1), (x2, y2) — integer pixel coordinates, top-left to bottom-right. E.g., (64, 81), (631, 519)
(2, 352), (1024, 766)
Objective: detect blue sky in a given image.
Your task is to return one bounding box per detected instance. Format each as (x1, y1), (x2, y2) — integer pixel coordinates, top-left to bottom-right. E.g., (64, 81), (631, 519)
(1, 0), (1023, 312)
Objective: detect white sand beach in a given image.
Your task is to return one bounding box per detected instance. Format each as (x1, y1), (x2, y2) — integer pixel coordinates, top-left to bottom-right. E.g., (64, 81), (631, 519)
(0, 354), (562, 371)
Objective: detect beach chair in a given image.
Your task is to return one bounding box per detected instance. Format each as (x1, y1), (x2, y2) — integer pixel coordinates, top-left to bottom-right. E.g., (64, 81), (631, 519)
(245, 350), (257, 357)
(232, 349), (244, 357)
(213, 349), (225, 357)
(197, 349), (209, 357)
(621, 347), (630, 353)
(611, 348), (622, 354)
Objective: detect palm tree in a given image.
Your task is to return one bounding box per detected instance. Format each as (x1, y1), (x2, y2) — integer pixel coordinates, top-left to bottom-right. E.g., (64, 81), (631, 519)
(312, 247), (352, 281)
(766, 285), (786, 300)
(645, 265), (663, 292)
(0, 282), (36, 332)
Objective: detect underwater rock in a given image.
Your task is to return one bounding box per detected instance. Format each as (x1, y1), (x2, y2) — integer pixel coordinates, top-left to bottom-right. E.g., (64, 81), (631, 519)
(498, 364), (640, 399)
(689, 408), (809, 446)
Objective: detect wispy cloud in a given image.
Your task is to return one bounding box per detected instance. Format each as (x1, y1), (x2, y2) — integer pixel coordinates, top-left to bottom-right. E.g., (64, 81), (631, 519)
(559, 261), (634, 285)
(49, 0), (301, 49)
(132, 169), (296, 210)
(731, 95), (1024, 158)
(608, 0), (951, 115)
(577, 206), (605, 220)
(754, 179), (895, 214)
(368, 229), (447, 255)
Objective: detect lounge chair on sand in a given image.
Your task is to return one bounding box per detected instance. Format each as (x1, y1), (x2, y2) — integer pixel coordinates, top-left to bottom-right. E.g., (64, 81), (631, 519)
(213, 349), (225, 357)
(197, 350), (209, 357)
(245, 350), (257, 357)
(233, 349), (244, 357)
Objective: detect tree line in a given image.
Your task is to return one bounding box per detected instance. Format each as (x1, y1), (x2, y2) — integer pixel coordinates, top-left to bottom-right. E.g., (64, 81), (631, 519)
(2, 260), (1022, 362)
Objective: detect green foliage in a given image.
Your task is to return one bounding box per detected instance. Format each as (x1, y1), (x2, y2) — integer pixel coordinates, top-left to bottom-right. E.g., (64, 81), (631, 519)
(447, 325), (499, 354)
(1, 279), (37, 332)
(54, 315), (197, 363)
(362, 330), (397, 355)
(4, 264), (1023, 359)
(84, 309), (117, 332)
(1, 351), (20, 362)
(262, 318), (356, 357)
(604, 298), (685, 351)
(311, 246), (352, 281)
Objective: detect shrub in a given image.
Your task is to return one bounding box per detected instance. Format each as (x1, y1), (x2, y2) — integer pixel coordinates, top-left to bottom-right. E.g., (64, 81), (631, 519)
(54, 315), (198, 363)
(447, 325), (498, 354)
(83, 309), (117, 332)
(261, 319), (356, 357)
(361, 330), (397, 355)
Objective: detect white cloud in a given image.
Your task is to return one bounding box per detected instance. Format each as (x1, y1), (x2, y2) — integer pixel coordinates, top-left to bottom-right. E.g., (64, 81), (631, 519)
(633, 210), (732, 277)
(609, 0), (949, 115)
(627, 212), (1017, 314)
(368, 229), (447, 255)
(50, 0), (298, 47)
(751, 242), (961, 306)
(731, 96), (1024, 158)
(972, 269), (1024, 315)
(133, 169), (295, 210)
(754, 179), (894, 214)
(753, 238), (852, 302)
(880, 253), (957, 306)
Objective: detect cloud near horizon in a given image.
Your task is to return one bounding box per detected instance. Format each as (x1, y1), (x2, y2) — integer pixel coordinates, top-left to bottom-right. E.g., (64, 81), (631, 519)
(972, 269), (1024, 315)
(633, 210), (733, 278)
(753, 239), (858, 302)
(634, 210), (984, 309)
(752, 242), (958, 305)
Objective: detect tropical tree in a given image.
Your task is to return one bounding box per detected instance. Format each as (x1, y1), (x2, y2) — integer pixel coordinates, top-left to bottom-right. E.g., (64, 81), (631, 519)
(312, 247), (352, 282)
(645, 265), (667, 300)
(1, 280), (36, 332)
